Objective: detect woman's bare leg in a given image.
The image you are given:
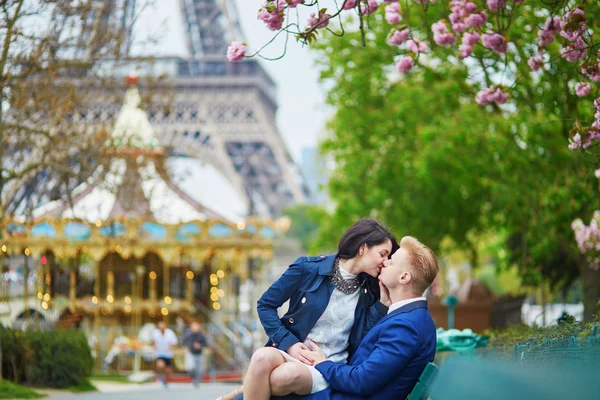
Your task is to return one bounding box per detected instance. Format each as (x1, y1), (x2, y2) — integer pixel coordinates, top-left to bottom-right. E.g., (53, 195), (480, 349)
(242, 347), (287, 400)
(269, 362), (313, 396)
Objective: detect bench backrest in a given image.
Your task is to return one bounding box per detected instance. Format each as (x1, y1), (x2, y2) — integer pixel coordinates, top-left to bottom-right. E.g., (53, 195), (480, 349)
(406, 362), (438, 400)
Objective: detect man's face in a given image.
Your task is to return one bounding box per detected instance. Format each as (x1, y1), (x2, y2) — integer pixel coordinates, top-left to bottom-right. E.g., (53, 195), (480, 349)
(380, 247), (411, 290)
(158, 322), (166, 332)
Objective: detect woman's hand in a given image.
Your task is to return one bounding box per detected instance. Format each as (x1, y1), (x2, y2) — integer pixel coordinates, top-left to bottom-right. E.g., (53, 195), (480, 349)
(379, 278), (392, 307)
(300, 339), (326, 365)
(286, 342), (313, 365)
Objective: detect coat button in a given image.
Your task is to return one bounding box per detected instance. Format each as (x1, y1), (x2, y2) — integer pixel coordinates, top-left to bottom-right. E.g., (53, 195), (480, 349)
(289, 318), (295, 324)
(364, 289), (367, 293)
(301, 297), (306, 304)
(272, 343), (278, 347)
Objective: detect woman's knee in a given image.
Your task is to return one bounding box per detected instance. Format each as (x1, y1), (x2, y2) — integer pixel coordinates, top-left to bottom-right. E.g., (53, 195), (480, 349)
(270, 363), (312, 395)
(249, 347), (283, 374)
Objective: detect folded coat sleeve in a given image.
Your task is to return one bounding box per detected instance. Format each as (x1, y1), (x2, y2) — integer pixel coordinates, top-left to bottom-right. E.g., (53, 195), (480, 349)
(257, 257), (306, 351)
(315, 319), (419, 396)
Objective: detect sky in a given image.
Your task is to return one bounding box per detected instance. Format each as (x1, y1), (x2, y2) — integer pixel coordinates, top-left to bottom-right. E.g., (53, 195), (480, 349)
(134, 0), (329, 163)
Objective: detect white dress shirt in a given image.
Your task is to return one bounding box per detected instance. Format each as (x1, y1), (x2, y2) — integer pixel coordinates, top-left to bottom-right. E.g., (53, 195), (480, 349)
(387, 296), (427, 314)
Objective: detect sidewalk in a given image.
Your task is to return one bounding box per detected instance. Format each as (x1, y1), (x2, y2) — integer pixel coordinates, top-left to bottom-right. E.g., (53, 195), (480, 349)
(42, 381), (240, 399)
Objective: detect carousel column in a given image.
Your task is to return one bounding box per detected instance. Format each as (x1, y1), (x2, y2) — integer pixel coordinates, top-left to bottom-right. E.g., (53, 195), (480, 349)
(23, 248), (30, 322)
(135, 264), (145, 327)
(69, 254), (77, 311)
(163, 256), (170, 325)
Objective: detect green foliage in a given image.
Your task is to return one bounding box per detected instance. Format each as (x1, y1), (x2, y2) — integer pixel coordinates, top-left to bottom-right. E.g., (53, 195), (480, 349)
(283, 204), (329, 251)
(311, 6), (600, 318)
(1, 327), (93, 388)
(0, 381), (45, 399)
(66, 379), (97, 392)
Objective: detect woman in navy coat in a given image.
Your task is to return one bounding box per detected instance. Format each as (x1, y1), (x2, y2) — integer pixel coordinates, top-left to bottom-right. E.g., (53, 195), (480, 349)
(218, 218), (398, 400)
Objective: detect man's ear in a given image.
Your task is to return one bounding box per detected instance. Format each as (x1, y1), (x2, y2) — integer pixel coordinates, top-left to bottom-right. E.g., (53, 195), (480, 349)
(399, 271), (412, 285)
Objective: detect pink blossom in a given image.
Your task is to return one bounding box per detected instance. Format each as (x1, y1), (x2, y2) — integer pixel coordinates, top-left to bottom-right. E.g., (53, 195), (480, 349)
(595, 169), (600, 179)
(432, 21), (457, 47)
(258, 1), (286, 31)
(343, 0), (357, 9)
(406, 38), (429, 54)
(487, 0), (505, 11)
(537, 30), (556, 47)
(396, 55), (414, 73)
(362, 0), (379, 16)
(388, 28), (410, 46)
(226, 41), (247, 62)
(560, 37), (587, 62)
(476, 87), (509, 105)
(308, 12), (331, 29)
(560, 7), (586, 42)
(465, 12), (487, 28)
(582, 63), (600, 82)
(464, 2), (477, 14)
(481, 32), (508, 54)
(452, 22), (466, 33)
(463, 31), (480, 46)
(568, 133), (582, 150)
(575, 83), (591, 97)
(287, 0), (305, 7)
(543, 16), (562, 35)
(527, 56), (543, 72)
(459, 43), (472, 59)
(385, 3), (402, 24)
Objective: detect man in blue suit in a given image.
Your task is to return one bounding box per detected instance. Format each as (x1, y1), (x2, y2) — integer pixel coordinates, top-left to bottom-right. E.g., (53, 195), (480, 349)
(294, 235), (439, 400)
(230, 236), (438, 400)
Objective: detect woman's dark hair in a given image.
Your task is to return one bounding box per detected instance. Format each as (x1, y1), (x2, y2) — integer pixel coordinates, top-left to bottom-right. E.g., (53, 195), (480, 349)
(337, 218), (399, 259)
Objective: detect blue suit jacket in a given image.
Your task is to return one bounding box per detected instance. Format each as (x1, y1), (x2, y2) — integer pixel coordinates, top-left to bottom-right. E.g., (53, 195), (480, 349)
(258, 255), (388, 358)
(288, 300), (436, 400)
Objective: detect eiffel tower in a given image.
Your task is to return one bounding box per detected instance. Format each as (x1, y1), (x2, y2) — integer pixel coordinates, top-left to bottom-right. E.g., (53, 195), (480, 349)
(77, 0), (310, 218)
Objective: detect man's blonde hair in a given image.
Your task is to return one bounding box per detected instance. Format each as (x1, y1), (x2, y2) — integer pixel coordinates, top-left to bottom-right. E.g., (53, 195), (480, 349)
(400, 236), (439, 295)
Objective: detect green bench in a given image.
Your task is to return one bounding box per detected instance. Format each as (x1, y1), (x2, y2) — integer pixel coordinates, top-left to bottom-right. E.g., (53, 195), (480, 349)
(406, 362), (438, 400)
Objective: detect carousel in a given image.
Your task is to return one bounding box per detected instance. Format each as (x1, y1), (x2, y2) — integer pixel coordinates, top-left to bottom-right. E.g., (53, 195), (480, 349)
(0, 75), (287, 334)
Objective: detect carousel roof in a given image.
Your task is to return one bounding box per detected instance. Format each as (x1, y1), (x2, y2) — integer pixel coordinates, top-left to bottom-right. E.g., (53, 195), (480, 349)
(32, 77), (247, 225)
(0, 76), (285, 259)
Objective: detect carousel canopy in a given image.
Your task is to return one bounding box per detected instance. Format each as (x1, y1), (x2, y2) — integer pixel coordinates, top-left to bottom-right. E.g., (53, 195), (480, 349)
(1, 76), (287, 260)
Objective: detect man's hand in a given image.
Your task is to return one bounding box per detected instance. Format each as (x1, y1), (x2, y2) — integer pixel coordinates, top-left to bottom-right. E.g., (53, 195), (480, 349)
(286, 342), (313, 365)
(299, 339), (326, 366)
(193, 342), (202, 350)
(379, 279), (392, 307)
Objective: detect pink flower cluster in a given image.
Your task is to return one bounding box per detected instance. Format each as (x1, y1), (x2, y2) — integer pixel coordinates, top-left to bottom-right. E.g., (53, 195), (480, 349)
(432, 21), (457, 47)
(569, 99), (600, 150)
(342, 0), (357, 10)
(226, 41), (247, 62)
(258, 1), (286, 31)
(287, 0), (305, 7)
(476, 87), (509, 105)
(396, 55), (414, 73)
(575, 82), (591, 97)
(362, 0), (379, 16)
(486, 0), (505, 12)
(459, 31), (480, 59)
(308, 11), (331, 30)
(449, 1), (487, 33)
(572, 212), (600, 271)
(560, 37), (587, 62)
(560, 7), (587, 42)
(388, 28), (410, 46)
(385, 2), (402, 25)
(559, 8), (588, 63)
(538, 16), (561, 47)
(527, 55), (543, 72)
(482, 32), (508, 54)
